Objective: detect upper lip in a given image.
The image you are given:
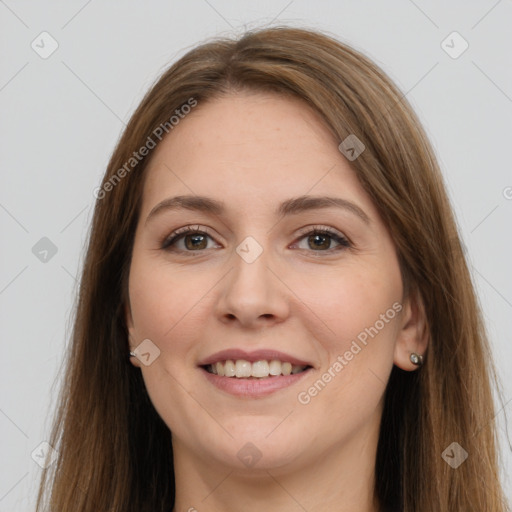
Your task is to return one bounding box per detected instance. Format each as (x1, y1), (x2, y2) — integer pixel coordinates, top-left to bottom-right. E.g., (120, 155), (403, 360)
(198, 349), (313, 368)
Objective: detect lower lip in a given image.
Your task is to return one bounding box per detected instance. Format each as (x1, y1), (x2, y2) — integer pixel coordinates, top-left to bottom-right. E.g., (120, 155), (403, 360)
(200, 367), (312, 398)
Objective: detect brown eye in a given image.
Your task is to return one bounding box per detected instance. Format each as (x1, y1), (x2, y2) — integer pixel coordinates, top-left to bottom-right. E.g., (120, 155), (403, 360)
(182, 233), (208, 250)
(161, 225), (351, 255)
(294, 228), (351, 252)
(161, 226), (217, 252)
(307, 233), (331, 250)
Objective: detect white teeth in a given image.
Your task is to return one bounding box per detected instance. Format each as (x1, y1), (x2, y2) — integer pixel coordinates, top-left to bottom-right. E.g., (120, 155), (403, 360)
(215, 361), (225, 376)
(224, 360), (236, 377)
(281, 362), (292, 376)
(269, 360), (281, 375)
(251, 360), (269, 377)
(235, 360), (252, 378)
(207, 359), (307, 378)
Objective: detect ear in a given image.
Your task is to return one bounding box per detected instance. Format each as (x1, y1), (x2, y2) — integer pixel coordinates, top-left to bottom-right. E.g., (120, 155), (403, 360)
(125, 301), (142, 368)
(393, 287), (429, 371)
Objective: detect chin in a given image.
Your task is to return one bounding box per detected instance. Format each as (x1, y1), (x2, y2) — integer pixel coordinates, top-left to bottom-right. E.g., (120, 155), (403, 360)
(207, 423), (307, 471)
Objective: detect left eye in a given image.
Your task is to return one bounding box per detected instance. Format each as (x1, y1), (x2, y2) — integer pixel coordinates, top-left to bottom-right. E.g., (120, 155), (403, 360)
(292, 229), (351, 252)
(161, 226), (350, 253)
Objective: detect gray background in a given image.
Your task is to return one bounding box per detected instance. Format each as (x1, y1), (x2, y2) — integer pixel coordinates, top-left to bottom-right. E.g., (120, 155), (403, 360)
(1, 1), (511, 509)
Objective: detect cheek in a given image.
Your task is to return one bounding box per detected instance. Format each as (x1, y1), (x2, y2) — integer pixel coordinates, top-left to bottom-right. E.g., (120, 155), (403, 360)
(128, 257), (209, 342)
(265, 269), (401, 457)
(128, 259), (213, 432)
(291, 267), (400, 430)
(306, 260), (400, 328)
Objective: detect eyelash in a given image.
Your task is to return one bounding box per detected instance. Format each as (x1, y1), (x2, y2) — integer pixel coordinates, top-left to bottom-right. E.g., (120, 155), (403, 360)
(160, 224), (351, 255)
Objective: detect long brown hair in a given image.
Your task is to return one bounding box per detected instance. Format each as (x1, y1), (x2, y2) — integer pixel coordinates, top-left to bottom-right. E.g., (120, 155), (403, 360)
(36, 26), (510, 511)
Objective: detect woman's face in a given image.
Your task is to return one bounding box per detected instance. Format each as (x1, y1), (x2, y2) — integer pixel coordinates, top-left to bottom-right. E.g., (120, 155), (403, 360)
(126, 91), (422, 473)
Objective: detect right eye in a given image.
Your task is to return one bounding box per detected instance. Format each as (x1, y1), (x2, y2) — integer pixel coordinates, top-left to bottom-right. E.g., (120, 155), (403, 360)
(161, 225), (220, 252)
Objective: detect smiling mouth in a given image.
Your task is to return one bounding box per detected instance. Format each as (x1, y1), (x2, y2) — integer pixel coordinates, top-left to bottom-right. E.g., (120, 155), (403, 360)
(202, 359), (312, 379)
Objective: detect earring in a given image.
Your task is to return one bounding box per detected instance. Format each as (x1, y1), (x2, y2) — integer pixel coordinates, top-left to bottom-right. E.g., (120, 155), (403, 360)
(410, 352), (424, 366)
(129, 350), (136, 357)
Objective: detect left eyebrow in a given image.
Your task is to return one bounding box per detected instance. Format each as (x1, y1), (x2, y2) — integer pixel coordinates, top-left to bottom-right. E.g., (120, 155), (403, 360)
(277, 195), (370, 224)
(145, 194), (370, 226)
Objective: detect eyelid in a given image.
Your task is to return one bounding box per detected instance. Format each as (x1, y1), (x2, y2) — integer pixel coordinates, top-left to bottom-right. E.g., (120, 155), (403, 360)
(294, 224), (348, 241)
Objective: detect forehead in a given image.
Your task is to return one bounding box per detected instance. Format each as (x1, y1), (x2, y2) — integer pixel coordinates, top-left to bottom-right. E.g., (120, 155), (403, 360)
(139, 92), (378, 220)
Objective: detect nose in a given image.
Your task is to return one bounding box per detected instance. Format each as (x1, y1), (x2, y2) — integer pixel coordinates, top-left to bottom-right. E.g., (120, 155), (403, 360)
(214, 243), (290, 329)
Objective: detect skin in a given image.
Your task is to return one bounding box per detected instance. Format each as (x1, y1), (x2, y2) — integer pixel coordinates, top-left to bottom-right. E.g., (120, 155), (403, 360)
(125, 91), (428, 512)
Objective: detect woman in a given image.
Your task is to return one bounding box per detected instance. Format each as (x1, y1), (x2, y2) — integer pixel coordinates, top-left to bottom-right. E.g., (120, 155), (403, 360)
(36, 26), (510, 511)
